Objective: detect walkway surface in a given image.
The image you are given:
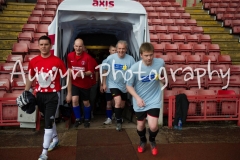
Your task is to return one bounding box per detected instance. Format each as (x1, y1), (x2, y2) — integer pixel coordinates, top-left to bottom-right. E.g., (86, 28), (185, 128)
(0, 115), (240, 160)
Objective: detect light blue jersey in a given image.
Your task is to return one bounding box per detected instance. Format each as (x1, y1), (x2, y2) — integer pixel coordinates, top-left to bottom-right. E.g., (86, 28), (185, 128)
(126, 58), (165, 112)
(104, 53), (135, 93)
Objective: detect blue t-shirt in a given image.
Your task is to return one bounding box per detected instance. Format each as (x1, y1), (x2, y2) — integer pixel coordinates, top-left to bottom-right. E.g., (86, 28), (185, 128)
(126, 58), (165, 112)
(104, 53), (135, 93)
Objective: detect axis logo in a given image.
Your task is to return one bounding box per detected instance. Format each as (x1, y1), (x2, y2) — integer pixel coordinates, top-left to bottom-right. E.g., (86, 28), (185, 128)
(92, 0), (114, 8)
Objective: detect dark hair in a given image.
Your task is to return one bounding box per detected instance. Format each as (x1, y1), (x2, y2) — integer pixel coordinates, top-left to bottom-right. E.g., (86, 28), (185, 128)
(139, 42), (154, 55)
(38, 35), (52, 44)
(109, 44), (116, 49)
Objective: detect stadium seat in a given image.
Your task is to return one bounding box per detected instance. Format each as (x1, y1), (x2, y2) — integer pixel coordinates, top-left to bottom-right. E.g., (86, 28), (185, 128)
(141, 1), (151, 7)
(198, 34), (211, 45)
(202, 55), (217, 64)
(148, 19), (152, 26)
(11, 43), (28, 55)
(188, 75), (206, 89)
(11, 78), (26, 91)
(162, 19), (174, 26)
(218, 55), (232, 64)
(179, 26), (192, 35)
(206, 75), (224, 88)
(158, 55), (171, 64)
(226, 87), (240, 94)
(165, 64), (179, 75)
(145, 6), (155, 12)
(33, 33), (47, 42)
(148, 12), (158, 19)
(228, 75), (240, 87)
(178, 44), (192, 56)
(0, 90), (7, 98)
(18, 32), (33, 42)
(170, 13), (180, 19)
(219, 3), (229, 8)
(175, 7), (185, 13)
(0, 78), (10, 91)
(43, 10), (55, 17)
(153, 43), (164, 55)
(169, 75), (188, 89)
(229, 65), (240, 75)
(192, 44), (207, 56)
(171, 2), (181, 7)
(159, 12), (170, 19)
(151, 2), (161, 7)
(29, 43), (40, 54)
(163, 90), (178, 116)
(185, 19), (197, 26)
(34, 4), (45, 10)
(148, 26), (155, 34)
(36, 24), (49, 34)
(159, 34), (172, 45)
(155, 7), (165, 12)
(226, 8), (236, 14)
(22, 24), (36, 32)
(221, 14), (234, 21)
(231, 20), (240, 27)
(31, 10), (43, 17)
(186, 55), (201, 64)
(178, 90), (198, 115)
(0, 74), (11, 79)
(47, 0), (59, 5)
(24, 55), (38, 62)
(213, 64), (229, 75)
(180, 13), (191, 19)
(175, 19), (186, 26)
(165, 7), (175, 13)
(37, 0), (47, 5)
(161, 2), (171, 7)
(172, 34), (185, 44)
(165, 44), (178, 56)
(40, 17), (54, 24)
(27, 16), (41, 24)
(0, 63), (18, 73)
(151, 19), (162, 25)
(186, 35), (198, 45)
(6, 55), (23, 63)
(171, 55), (186, 64)
(206, 44), (220, 54)
(179, 64), (195, 75)
(191, 26), (204, 35)
(155, 26), (168, 34)
(232, 26), (240, 34)
(150, 34), (159, 43)
(167, 26), (179, 34)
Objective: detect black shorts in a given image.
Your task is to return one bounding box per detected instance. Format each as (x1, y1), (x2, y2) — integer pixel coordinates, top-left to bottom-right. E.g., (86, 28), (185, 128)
(105, 93), (113, 101)
(135, 108), (160, 121)
(72, 84), (90, 101)
(36, 92), (60, 129)
(110, 88), (127, 101)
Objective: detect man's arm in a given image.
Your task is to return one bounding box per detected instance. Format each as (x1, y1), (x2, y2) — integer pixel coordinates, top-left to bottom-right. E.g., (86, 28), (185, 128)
(66, 69), (72, 103)
(126, 85), (145, 107)
(25, 77), (33, 91)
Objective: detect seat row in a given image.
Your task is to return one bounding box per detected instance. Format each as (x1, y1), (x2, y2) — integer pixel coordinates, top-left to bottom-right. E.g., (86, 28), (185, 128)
(5, 54), (37, 63)
(148, 13), (191, 19)
(145, 6), (185, 13)
(18, 32), (48, 42)
(22, 24), (49, 35)
(202, 0), (240, 3)
(149, 26), (202, 35)
(11, 42), (40, 55)
(210, 7), (240, 15)
(34, 4), (58, 11)
(151, 34), (211, 45)
(37, 0), (60, 5)
(204, 2), (240, 10)
(216, 13), (240, 21)
(155, 54), (231, 65)
(139, 1), (181, 7)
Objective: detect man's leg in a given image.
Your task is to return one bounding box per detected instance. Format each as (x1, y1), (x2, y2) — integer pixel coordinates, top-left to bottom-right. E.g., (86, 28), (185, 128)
(147, 108), (160, 156)
(103, 93), (113, 125)
(136, 111), (147, 153)
(71, 85), (82, 128)
(81, 88), (91, 128)
(89, 83), (98, 119)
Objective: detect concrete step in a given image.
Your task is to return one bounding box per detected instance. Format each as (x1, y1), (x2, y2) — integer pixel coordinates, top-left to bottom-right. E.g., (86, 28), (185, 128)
(0, 50), (11, 56)
(185, 6), (203, 10)
(185, 9), (208, 15)
(8, 2), (35, 6)
(203, 26), (229, 32)
(4, 7), (34, 11)
(0, 31), (20, 37)
(0, 40), (16, 50)
(0, 24), (23, 30)
(191, 15), (215, 20)
(0, 14), (30, 17)
(0, 27), (22, 32)
(0, 17), (28, 22)
(221, 50), (240, 56)
(2, 10), (32, 15)
(212, 38), (238, 42)
(0, 35), (17, 40)
(197, 21), (222, 27)
(0, 21), (25, 24)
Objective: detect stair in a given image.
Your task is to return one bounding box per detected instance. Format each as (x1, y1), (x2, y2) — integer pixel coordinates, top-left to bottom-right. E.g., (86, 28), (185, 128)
(185, 3), (240, 64)
(0, 2), (34, 62)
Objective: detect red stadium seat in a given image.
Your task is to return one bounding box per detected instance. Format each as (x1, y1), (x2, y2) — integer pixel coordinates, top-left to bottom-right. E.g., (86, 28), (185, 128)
(218, 55), (232, 64)
(145, 6), (155, 12)
(165, 44), (178, 56)
(43, 10), (55, 17)
(40, 17), (54, 24)
(158, 55), (171, 64)
(148, 26), (155, 34)
(141, 1), (151, 7)
(171, 2), (181, 7)
(167, 26), (179, 34)
(192, 44), (207, 56)
(212, 64), (229, 75)
(185, 19), (197, 26)
(159, 34), (172, 45)
(202, 55), (217, 64)
(165, 7), (175, 13)
(228, 75), (240, 87)
(159, 12), (170, 19)
(0, 90), (7, 98)
(162, 19), (174, 25)
(165, 64), (179, 75)
(11, 43), (28, 55)
(155, 7), (165, 12)
(22, 62), (29, 73)
(6, 55), (23, 63)
(170, 13), (180, 19)
(0, 78), (10, 91)
(206, 44), (220, 54)
(169, 75), (188, 89)
(186, 35), (198, 45)
(148, 12), (159, 19)
(229, 65), (240, 75)
(188, 75), (206, 89)
(36, 24), (49, 34)
(172, 34), (185, 45)
(0, 63), (18, 73)
(31, 10), (43, 17)
(163, 90), (178, 116)
(198, 34), (211, 45)
(11, 78), (26, 91)
(18, 32), (33, 42)
(175, 7), (185, 13)
(33, 33), (47, 42)
(22, 24), (36, 32)
(178, 44), (192, 56)
(172, 55), (186, 64)
(174, 19), (185, 26)
(219, 3), (229, 8)
(180, 13), (191, 19)
(37, 0), (47, 5)
(45, 5), (57, 11)
(206, 76), (224, 88)
(178, 90), (198, 115)
(47, 0), (59, 5)
(151, 2), (161, 7)
(232, 26), (240, 34)
(29, 43), (40, 53)
(34, 4), (45, 10)
(179, 26), (192, 35)
(186, 55), (201, 64)
(153, 44), (164, 55)
(27, 16), (41, 24)
(191, 26), (204, 35)
(155, 26), (168, 34)
(161, 2), (171, 7)
(24, 55), (38, 62)
(151, 19), (162, 25)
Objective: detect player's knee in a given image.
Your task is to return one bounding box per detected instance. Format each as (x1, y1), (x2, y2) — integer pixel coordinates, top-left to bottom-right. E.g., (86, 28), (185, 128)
(72, 98), (79, 106)
(83, 101), (90, 107)
(149, 125), (158, 132)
